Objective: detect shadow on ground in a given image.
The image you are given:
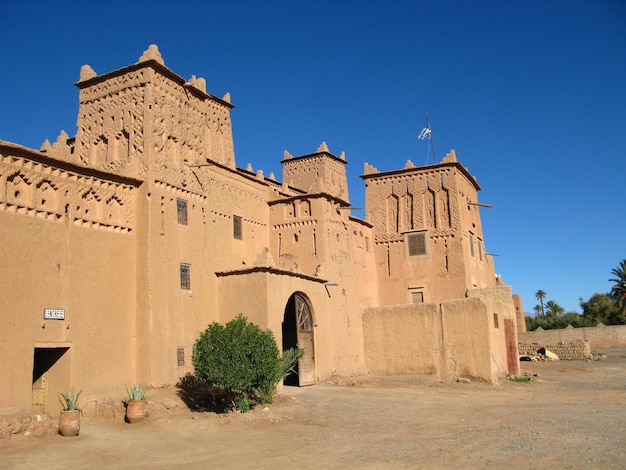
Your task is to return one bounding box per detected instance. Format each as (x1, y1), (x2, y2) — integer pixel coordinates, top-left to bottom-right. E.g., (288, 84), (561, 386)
(175, 374), (230, 413)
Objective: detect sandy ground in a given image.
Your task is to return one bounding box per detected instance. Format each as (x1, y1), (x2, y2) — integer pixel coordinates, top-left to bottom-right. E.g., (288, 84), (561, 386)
(1, 350), (625, 469)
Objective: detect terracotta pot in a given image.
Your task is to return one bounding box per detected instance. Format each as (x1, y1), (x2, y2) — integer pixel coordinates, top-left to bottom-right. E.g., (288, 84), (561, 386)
(58, 410), (80, 437)
(125, 400), (146, 423)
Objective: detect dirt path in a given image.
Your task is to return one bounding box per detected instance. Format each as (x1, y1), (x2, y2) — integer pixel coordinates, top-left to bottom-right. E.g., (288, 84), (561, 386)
(2, 352), (625, 469)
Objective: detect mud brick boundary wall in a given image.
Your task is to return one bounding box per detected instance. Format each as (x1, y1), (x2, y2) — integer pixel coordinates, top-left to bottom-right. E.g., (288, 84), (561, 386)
(518, 341), (591, 360)
(519, 324), (626, 350)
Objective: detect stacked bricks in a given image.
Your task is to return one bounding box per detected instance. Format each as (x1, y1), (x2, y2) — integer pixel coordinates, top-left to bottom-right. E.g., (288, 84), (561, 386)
(519, 324), (626, 349)
(518, 340), (591, 360)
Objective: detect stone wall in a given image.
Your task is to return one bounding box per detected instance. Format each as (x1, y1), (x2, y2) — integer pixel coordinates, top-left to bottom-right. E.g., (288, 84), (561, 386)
(519, 324), (626, 349)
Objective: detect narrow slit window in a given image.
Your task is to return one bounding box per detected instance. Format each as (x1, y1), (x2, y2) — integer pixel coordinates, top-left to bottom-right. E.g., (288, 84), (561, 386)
(177, 199), (188, 225)
(180, 263), (191, 290)
(233, 215), (242, 240)
(469, 232), (475, 257)
(177, 347), (185, 366)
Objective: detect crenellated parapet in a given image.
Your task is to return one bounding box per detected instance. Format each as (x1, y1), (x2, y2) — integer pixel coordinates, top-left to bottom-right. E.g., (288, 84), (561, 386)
(64, 45), (235, 181)
(362, 150), (482, 243)
(282, 142), (350, 205)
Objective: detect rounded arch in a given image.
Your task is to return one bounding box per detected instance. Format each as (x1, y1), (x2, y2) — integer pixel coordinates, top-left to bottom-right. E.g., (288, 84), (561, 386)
(282, 292), (315, 386)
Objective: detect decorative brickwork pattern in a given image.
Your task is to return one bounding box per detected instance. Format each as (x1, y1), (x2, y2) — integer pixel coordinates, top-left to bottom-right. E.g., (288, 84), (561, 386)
(0, 150), (136, 232)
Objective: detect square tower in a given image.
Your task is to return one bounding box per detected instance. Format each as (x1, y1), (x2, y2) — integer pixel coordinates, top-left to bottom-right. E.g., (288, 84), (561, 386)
(281, 142), (350, 205)
(362, 150), (497, 305)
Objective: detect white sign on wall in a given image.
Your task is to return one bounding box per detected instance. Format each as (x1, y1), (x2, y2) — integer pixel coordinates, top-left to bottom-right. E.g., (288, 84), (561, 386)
(43, 308), (65, 320)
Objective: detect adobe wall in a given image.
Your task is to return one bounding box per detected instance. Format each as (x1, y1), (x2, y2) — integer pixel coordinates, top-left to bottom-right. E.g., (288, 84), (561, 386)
(467, 286), (520, 377)
(363, 296), (512, 383)
(519, 325), (626, 349)
(216, 269), (367, 381)
(363, 303), (441, 377)
(0, 144), (139, 414)
(513, 294), (526, 333)
(136, 163), (273, 386)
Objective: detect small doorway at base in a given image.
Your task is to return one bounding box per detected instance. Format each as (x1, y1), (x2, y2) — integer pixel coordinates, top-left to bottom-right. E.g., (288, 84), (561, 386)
(32, 347), (70, 414)
(282, 293), (315, 386)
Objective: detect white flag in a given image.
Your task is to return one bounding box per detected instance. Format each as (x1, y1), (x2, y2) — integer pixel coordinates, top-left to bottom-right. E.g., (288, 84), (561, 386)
(418, 127), (431, 140)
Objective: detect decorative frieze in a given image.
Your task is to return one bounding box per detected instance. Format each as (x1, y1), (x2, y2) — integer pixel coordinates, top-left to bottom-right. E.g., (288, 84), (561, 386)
(0, 151), (135, 232)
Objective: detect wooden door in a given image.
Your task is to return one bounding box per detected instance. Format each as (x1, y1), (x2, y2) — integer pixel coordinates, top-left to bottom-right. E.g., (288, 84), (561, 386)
(295, 294), (315, 386)
(32, 371), (48, 414)
(504, 319), (518, 375)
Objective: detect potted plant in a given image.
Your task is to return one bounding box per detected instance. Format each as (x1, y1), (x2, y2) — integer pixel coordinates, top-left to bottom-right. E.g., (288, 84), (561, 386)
(124, 384), (147, 423)
(58, 388), (82, 437)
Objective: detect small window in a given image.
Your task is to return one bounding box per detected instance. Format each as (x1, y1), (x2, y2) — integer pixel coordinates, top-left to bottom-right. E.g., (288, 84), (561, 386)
(177, 199), (188, 225)
(410, 291), (424, 303)
(493, 313), (499, 329)
(233, 215), (242, 240)
(407, 232), (427, 256)
(177, 347), (185, 366)
(180, 263), (191, 290)
(478, 238), (483, 261)
(469, 232), (475, 257)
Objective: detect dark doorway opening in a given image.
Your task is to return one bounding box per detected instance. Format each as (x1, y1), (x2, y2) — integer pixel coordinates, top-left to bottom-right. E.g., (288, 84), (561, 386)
(282, 295), (299, 385)
(282, 293), (315, 386)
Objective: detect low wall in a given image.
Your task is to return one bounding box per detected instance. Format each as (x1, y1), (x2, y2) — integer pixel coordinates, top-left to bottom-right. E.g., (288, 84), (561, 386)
(519, 341), (591, 360)
(519, 324), (626, 349)
(363, 291), (517, 384)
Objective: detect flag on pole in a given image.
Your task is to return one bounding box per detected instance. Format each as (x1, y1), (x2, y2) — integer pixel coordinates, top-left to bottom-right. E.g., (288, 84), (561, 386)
(418, 126), (431, 140)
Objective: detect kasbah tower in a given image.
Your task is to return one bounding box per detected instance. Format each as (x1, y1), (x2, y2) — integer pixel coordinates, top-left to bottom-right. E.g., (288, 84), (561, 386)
(0, 45), (525, 415)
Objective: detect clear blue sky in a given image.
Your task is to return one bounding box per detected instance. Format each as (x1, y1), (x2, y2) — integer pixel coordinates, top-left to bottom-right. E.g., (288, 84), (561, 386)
(1, 0), (624, 314)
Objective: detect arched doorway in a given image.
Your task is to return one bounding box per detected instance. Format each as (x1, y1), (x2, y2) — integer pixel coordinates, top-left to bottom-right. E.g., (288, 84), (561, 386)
(282, 293), (315, 386)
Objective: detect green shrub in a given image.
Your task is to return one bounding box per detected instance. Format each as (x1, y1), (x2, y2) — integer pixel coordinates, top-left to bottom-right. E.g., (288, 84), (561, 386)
(193, 315), (283, 411)
(233, 394), (250, 412)
(255, 347), (305, 403)
(279, 347), (305, 381)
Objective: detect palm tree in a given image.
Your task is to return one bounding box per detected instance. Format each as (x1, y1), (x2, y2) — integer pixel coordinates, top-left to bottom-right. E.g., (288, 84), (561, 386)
(545, 300), (564, 317)
(535, 290), (546, 316)
(609, 259), (626, 314)
(533, 305), (543, 317)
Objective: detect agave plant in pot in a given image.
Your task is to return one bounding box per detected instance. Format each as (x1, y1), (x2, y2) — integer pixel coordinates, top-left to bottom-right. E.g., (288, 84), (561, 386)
(124, 384), (147, 423)
(58, 388), (82, 437)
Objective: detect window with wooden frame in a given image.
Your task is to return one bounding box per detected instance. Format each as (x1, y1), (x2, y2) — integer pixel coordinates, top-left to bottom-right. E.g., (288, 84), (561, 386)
(410, 290), (424, 304)
(176, 199), (188, 225)
(177, 347), (185, 366)
(406, 232), (427, 257)
(180, 263), (191, 290)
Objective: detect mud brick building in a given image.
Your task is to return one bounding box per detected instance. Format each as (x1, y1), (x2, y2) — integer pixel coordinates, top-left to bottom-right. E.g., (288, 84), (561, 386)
(0, 45), (521, 415)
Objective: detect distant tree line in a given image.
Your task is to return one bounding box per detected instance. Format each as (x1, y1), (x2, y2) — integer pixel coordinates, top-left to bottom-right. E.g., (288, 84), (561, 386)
(525, 260), (626, 331)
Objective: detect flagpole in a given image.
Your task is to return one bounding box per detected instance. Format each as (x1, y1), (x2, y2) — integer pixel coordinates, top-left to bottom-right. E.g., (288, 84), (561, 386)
(426, 113), (436, 163)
